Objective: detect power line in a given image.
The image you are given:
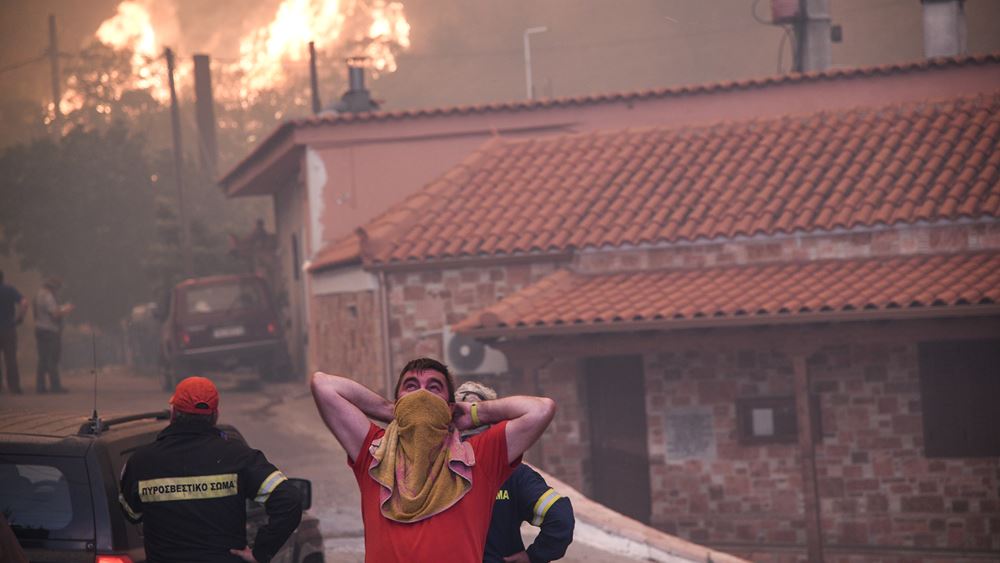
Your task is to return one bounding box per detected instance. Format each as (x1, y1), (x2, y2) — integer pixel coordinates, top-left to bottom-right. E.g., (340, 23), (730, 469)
(0, 54), (46, 75)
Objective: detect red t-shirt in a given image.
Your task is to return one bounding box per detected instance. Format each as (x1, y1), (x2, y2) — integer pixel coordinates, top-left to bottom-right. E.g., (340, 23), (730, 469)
(349, 420), (519, 562)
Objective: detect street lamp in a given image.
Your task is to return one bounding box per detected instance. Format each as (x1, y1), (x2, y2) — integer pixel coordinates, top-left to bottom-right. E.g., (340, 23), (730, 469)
(523, 26), (548, 99)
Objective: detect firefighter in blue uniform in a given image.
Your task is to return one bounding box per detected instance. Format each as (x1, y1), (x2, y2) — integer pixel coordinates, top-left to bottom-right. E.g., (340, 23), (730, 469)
(119, 377), (302, 563)
(457, 382), (575, 563)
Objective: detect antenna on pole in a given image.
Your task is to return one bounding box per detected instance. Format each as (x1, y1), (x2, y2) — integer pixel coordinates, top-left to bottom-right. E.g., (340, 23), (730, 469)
(88, 328), (102, 435)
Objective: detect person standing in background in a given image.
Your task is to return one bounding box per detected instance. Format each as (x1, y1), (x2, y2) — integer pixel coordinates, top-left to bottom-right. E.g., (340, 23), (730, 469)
(33, 277), (73, 393)
(456, 381), (575, 563)
(0, 270), (28, 394)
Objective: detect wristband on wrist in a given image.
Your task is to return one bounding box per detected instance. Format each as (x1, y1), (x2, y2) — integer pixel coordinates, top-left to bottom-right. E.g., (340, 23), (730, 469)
(470, 402), (481, 427)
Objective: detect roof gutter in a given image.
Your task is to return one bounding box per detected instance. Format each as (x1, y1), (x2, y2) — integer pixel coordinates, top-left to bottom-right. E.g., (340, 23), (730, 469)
(362, 250), (576, 273)
(457, 304), (1000, 339)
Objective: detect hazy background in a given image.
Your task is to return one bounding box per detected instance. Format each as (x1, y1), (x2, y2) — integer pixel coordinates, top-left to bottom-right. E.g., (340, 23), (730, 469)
(4, 1), (1000, 151)
(1, 0), (998, 364)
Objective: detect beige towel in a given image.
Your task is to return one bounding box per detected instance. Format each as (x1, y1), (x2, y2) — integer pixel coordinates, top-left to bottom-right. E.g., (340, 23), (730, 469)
(369, 389), (475, 522)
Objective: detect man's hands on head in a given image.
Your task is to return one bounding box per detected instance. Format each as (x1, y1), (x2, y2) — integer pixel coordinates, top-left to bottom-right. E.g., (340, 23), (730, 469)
(459, 396), (556, 463)
(451, 401), (475, 430)
(310, 371), (394, 462)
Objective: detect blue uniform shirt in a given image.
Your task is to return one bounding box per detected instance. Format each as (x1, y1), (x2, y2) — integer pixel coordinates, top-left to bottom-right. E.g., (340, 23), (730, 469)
(484, 464), (574, 563)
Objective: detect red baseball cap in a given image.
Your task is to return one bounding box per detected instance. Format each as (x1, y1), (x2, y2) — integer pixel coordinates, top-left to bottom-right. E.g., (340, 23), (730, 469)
(169, 376), (219, 414)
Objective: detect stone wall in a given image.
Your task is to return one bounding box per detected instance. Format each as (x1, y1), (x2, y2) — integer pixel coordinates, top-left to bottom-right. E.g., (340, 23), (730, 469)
(364, 222), (1000, 561)
(384, 260), (562, 374)
(575, 222), (1000, 274)
(639, 338), (998, 560)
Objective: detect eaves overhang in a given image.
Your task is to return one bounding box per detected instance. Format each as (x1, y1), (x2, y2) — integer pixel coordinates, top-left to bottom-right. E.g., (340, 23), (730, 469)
(455, 305), (1000, 339)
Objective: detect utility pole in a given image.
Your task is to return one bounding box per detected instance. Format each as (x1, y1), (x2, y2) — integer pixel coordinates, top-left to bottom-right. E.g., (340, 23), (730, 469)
(523, 26), (548, 99)
(47, 14), (62, 138)
(309, 41), (322, 114)
(165, 47), (193, 277)
(794, 0), (831, 72)
(193, 54), (219, 175)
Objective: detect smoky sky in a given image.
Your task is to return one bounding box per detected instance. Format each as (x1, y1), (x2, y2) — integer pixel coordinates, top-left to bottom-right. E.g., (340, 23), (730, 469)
(3, 0), (1000, 116)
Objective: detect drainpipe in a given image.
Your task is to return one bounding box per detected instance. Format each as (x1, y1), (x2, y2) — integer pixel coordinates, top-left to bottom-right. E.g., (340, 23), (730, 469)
(378, 270), (393, 397)
(793, 354), (824, 562)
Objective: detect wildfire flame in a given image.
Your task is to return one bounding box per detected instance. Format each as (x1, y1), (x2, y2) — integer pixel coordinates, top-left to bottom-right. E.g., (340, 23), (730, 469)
(55, 0), (410, 118)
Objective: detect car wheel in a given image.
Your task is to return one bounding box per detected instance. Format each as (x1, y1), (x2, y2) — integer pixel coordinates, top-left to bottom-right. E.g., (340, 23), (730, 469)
(259, 351), (293, 382)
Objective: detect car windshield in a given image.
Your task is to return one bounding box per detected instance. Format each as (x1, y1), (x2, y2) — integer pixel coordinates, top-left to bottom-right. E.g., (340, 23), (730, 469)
(0, 455), (94, 541)
(183, 281), (264, 315)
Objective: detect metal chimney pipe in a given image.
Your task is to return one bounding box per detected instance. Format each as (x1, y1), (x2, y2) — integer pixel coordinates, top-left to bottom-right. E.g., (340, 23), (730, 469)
(333, 57), (379, 113)
(795, 0), (831, 72)
(348, 65), (366, 92)
(922, 0), (967, 58)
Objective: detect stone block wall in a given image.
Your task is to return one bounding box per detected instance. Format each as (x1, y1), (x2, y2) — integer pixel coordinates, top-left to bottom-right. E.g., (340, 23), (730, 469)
(320, 221), (1000, 561)
(535, 358), (590, 492)
(575, 222), (1000, 274)
(808, 342), (999, 555)
(640, 338), (999, 560)
(645, 345), (805, 546)
(384, 260), (561, 373)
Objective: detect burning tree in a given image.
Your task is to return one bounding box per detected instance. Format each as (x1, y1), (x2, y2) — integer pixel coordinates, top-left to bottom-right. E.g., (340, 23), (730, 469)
(6, 0), (413, 329)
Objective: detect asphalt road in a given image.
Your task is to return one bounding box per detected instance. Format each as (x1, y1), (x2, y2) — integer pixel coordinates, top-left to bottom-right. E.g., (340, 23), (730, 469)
(0, 366), (635, 562)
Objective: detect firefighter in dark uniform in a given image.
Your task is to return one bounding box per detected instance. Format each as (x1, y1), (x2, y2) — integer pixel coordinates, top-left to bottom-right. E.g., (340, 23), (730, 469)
(119, 377), (302, 563)
(457, 382), (575, 563)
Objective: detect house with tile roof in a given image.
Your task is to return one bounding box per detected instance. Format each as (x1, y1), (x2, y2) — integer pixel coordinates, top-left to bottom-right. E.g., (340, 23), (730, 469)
(219, 54), (1000, 376)
(300, 87), (1000, 561)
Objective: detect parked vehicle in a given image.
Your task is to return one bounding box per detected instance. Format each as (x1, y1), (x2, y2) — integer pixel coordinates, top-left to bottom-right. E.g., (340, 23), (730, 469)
(160, 274), (291, 390)
(0, 410), (323, 563)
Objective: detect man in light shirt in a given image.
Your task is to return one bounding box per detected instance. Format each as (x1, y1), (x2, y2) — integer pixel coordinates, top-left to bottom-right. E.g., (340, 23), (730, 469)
(33, 277), (73, 393)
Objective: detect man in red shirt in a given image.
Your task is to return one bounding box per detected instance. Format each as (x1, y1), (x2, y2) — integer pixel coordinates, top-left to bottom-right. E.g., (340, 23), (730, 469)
(311, 357), (556, 562)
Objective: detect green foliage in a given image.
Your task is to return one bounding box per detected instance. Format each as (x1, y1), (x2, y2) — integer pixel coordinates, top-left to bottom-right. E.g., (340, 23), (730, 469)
(142, 151), (250, 302)
(1, 42), (280, 328)
(0, 124), (157, 328)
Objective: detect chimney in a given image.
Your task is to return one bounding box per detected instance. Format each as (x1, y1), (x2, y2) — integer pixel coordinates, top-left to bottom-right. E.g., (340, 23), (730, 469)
(193, 54), (219, 175)
(794, 0), (832, 72)
(332, 56), (380, 114)
(922, 0), (967, 58)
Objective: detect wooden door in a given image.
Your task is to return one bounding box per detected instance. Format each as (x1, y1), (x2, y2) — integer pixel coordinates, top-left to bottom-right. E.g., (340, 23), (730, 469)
(585, 355), (652, 523)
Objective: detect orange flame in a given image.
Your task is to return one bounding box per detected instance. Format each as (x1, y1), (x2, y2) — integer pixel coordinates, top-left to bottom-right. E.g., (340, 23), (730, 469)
(60, 0), (411, 115)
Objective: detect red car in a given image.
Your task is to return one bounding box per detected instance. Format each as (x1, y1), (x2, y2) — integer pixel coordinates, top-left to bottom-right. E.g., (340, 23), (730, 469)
(160, 274), (291, 389)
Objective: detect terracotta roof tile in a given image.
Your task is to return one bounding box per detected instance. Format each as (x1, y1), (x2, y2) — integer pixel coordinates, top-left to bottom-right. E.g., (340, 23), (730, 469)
(454, 253), (1000, 334)
(312, 92), (1000, 270)
(222, 53), (1000, 188)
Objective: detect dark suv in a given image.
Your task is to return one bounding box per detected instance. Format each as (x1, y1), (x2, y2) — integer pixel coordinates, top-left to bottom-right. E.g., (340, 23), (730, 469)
(160, 274), (291, 389)
(0, 411), (323, 563)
